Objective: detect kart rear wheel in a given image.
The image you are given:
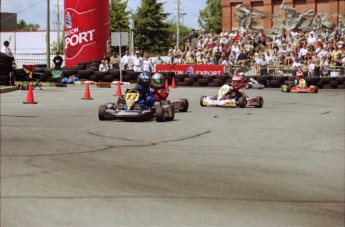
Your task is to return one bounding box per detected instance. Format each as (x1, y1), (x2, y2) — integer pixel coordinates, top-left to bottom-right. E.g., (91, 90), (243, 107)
(200, 96), (207, 107)
(255, 97), (264, 108)
(98, 105), (107, 121)
(238, 97), (247, 108)
(155, 106), (165, 122)
(179, 98), (189, 112)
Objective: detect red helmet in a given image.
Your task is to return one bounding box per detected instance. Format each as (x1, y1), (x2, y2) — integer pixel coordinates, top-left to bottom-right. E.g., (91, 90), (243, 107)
(296, 71), (303, 80)
(232, 75), (242, 89)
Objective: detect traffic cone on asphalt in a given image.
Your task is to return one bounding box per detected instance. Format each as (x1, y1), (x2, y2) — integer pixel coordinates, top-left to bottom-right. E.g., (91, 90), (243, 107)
(164, 79), (169, 89)
(81, 83), (93, 100)
(171, 77), (177, 88)
(114, 82), (122, 96)
(23, 83), (37, 104)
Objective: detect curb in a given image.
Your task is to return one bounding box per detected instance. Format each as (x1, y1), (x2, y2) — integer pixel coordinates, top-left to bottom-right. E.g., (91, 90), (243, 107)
(0, 86), (19, 94)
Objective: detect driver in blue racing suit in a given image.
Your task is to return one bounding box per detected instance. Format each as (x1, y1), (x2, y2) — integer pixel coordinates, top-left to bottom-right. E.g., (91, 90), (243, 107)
(134, 71), (155, 110)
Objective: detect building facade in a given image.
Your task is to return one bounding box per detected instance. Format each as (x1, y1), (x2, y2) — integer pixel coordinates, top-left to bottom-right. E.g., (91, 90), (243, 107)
(221, 0), (344, 32)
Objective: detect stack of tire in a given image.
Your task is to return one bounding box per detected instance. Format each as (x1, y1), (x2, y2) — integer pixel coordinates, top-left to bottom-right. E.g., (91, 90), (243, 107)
(0, 53), (15, 86)
(175, 74), (231, 87)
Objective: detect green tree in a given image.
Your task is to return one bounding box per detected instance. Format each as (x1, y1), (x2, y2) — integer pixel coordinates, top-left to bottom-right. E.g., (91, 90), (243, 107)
(133, 0), (170, 55)
(198, 0), (222, 33)
(109, 0), (131, 54)
(17, 19), (40, 31)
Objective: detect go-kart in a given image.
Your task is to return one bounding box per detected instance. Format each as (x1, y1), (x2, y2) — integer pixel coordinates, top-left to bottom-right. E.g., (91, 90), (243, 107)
(200, 84), (264, 108)
(281, 84), (318, 93)
(98, 89), (174, 122)
(245, 77), (265, 89)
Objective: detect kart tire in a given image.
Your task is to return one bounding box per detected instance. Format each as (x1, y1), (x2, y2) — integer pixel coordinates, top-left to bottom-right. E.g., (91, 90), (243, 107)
(155, 106), (165, 122)
(165, 104), (175, 121)
(98, 105), (107, 121)
(200, 96), (207, 107)
(179, 98), (189, 112)
(255, 97), (264, 108)
(238, 97), (247, 108)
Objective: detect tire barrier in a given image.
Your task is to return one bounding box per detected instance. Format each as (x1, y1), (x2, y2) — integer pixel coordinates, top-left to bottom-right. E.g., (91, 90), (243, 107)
(9, 60), (345, 89)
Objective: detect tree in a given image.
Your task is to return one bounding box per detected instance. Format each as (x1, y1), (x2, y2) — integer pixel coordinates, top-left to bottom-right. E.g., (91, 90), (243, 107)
(133, 0), (170, 55)
(17, 19), (40, 31)
(198, 0), (222, 33)
(109, 0), (131, 54)
(109, 0), (130, 32)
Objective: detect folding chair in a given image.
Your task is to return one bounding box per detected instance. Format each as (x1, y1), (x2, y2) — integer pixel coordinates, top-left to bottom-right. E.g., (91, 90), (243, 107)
(23, 64), (43, 90)
(48, 70), (63, 86)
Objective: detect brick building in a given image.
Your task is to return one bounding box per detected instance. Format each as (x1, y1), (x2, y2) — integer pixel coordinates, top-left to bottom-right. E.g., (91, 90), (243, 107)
(221, 0), (344, 32)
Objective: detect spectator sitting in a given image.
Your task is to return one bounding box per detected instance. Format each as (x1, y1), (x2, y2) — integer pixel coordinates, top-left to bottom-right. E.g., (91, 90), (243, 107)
(99, 59), (109, 71)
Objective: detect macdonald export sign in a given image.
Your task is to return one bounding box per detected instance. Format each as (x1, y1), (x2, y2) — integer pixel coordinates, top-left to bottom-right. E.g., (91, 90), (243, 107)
(155, 64), (224, 75)
(64, 0), (109, 68)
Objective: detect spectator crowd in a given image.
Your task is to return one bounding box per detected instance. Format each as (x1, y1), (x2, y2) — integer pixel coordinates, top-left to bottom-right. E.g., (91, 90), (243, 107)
(104, 27), (345, 77)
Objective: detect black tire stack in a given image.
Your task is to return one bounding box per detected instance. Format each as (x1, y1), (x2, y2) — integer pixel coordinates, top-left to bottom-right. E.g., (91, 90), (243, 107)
(0, 53), (15, 86)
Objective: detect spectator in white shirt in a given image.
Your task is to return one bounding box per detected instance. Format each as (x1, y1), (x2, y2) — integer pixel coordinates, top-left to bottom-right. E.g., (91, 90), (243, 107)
(1, 40), (13, 57)
(99, 59), (109, 71)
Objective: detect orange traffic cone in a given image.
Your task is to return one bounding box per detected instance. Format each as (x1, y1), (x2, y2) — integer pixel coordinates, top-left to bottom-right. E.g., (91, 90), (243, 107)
(164, 79), (169, 89)
(81, 83), (93, 100)
(23, 83), (37, 104)
(114, 81), (122, 96)
(171, 77), (177, 88)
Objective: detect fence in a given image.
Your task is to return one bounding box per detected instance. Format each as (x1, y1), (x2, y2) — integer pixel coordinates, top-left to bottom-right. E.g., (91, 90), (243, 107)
(13, 53), (65, 69)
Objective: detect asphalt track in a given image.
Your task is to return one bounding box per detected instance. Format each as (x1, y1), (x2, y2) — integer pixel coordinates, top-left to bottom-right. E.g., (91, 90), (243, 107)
(1, 85), (344, 227)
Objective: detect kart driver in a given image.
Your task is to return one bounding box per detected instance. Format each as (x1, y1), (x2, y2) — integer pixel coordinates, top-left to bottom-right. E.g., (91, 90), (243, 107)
(150, 73), (169, 103)
(294, 70), (307, 88)
(217, 73), (246, 100)
(134, 72), (155, 110)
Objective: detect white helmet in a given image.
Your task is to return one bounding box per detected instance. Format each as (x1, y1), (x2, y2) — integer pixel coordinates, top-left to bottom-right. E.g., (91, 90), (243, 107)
(151, 73), (165, 89)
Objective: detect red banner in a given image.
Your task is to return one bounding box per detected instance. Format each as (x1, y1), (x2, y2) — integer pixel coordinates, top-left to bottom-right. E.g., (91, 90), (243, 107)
(64, 0), (109, 67)
(155, 64), (224, 75)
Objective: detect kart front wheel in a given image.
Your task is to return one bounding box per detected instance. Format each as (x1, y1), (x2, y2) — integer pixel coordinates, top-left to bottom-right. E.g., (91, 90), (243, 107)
(165, 104), (175, 121)
(155, 106), (165, 122)
(98, 105), (107, 121)
(200, 96), (207, 107)
(238, 97), (247, 108)
(255, 97), (264, 108)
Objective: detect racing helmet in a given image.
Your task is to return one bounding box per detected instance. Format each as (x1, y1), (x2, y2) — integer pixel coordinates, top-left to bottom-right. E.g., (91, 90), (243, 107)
(137, 71), (151, 90)
(296, 71), (303, 80)
(151, 73), (165, 89)
(232, 74), (242, 89)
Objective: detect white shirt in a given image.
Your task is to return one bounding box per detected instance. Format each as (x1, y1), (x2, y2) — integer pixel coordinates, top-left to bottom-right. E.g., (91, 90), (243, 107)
(1, 46), (13, 57)
(142, 58), (152, 72)
(133, 56), (143, 72)
(99, 63), (109, 71)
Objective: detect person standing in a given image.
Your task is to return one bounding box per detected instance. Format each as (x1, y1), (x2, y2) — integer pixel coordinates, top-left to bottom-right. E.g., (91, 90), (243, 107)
(1, 40), (13, 57)
(110, 52), (121, 69)
(53, 51), (64, 70)
(120, 50), (131, 70)
(133, 50), (143, 72)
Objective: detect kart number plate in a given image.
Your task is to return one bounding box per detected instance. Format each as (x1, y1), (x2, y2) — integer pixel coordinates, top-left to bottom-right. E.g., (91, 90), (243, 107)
(125, 93), (139, 102)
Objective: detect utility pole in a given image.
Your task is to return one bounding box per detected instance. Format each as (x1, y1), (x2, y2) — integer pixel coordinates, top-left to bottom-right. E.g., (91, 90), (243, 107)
(176, 0), (180, 48)
(57, 0), (60, 53)
(47, 0), (51, 68)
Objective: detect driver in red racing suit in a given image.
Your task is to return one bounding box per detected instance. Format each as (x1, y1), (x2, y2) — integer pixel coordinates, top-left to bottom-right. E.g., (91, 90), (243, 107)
(150, 73), (169, 103)
(219, 73), (246, 100)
